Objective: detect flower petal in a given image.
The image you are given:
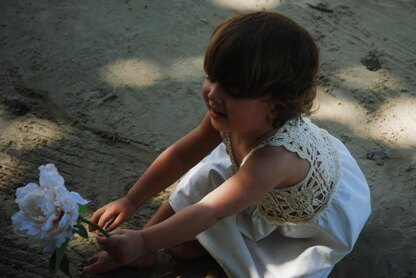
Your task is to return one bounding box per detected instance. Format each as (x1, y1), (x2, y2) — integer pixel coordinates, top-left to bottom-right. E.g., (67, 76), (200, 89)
(12, 164), (82, 252)
(70, 191), (89, 205)
(39, 164), (65, 189)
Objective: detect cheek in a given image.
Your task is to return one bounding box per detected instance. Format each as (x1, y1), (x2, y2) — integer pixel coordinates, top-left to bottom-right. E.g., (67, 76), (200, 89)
(201, 86), (209, 102)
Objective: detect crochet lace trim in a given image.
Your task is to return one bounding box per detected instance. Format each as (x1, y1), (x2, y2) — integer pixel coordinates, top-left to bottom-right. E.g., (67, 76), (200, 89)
(221, 117), (341, 225)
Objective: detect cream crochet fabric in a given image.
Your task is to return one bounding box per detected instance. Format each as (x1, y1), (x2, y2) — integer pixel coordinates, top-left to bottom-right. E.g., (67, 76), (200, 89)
(221, 117), (341, 225)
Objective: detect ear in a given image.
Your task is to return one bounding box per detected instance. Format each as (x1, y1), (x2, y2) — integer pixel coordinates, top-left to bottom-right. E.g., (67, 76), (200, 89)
(267, 104), (280, 122)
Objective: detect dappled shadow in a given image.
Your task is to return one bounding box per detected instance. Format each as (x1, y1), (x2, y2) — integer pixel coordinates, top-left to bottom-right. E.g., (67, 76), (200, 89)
(1, 0), (415, 277)
(312, 118), (415, 277)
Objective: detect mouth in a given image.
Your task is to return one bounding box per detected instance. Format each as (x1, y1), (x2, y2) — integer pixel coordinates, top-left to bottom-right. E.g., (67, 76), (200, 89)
(209, 106), (227, 118)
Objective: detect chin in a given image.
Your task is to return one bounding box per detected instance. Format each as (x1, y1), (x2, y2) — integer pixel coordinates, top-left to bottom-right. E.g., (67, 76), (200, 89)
(210, 119), (228, 132)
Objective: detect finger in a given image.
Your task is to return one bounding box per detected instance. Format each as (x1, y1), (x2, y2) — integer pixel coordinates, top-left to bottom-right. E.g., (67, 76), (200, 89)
(85, 254), (99, 266)
(103, 216), (117, 231)
(89, 209), (105, 232)
(98, 210), (117, 229)
(83, 255), (98, 275)
(96, 234), (118, 248)
(90, 207), (104, 223)
(105, 214), (124, 231)
(82, 262), (96, 275)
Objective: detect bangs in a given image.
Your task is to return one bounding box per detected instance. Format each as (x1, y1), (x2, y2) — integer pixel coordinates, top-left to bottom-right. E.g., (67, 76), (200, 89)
(202, 11), (319, 126)
(203, 15), (265, 98)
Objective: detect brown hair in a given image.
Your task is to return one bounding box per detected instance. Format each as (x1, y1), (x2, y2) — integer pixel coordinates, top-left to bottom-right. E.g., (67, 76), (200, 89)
(204, 11), (319, 127)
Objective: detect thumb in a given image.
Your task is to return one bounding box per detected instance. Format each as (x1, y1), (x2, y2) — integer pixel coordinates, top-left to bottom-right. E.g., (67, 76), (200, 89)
(96, 234), (117, 248)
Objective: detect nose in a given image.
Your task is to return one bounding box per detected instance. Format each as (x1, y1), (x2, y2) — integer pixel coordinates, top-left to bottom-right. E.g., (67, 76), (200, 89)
(207, 82), (223, 104)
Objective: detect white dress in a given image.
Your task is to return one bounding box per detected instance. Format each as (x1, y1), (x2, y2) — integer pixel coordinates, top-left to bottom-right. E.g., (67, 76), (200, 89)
(169, 117), (371, 278)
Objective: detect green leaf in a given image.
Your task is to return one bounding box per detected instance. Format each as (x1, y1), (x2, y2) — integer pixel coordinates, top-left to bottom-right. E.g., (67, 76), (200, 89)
(74, 224), (89, 239)
(60, 253), (72, 277)
(56, 240), (69, 273)
(49, 250), (58, 278)
(77, 203), (90, 214)
(49, 240), (69, 278)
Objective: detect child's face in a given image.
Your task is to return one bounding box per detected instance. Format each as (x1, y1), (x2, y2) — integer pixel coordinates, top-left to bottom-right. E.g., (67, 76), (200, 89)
(201, 77), (276, 134)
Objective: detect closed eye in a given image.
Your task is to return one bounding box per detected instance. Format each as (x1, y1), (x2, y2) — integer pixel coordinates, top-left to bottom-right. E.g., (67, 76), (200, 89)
(223, 85), (241, 97)
(205, 76), (216, 83)
(205, 76), (241, 97)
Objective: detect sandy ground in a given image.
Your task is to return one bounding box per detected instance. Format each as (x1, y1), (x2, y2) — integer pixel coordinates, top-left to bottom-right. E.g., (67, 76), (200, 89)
(0, 0), (415, 277)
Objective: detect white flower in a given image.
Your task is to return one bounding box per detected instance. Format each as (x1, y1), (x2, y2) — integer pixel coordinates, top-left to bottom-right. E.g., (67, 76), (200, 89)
(11, 164), (88, 253)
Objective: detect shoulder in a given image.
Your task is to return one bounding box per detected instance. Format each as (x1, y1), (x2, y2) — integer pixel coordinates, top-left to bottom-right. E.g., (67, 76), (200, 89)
(240, 144), (310, 190)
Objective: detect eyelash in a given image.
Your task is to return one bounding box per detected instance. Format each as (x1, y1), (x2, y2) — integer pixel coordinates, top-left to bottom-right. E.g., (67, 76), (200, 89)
(205, 76), (216, 82)
(205, 76), (241, 97)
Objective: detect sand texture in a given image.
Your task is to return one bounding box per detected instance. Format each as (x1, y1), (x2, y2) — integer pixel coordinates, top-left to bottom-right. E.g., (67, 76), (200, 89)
(1, 0), (415, 277)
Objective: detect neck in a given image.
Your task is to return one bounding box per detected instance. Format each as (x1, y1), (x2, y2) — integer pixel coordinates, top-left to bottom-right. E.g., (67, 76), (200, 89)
(233, 126), (277, 151)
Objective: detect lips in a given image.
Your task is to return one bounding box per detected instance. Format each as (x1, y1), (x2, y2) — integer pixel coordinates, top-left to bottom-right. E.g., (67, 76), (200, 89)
(208, 106), (226, 118)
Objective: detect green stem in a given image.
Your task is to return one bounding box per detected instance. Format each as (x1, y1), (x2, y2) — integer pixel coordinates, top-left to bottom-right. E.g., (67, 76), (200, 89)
(78, 216), (110, 238)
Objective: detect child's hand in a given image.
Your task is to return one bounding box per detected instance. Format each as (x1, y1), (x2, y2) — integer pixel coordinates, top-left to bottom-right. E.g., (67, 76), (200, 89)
(89, 196), (136, 232)
(96, 229), (145, 265)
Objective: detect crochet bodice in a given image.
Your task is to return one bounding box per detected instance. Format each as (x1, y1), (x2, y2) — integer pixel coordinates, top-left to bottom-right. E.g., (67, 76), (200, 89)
(221, 117), (341, 225)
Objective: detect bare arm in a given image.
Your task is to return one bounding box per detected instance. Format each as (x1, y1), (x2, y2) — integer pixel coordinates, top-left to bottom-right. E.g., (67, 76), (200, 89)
(138, 146), (307, 252)
(96, 146), (309, 265)
(126, 113), (221, 208)
(91, 113), (222, 230)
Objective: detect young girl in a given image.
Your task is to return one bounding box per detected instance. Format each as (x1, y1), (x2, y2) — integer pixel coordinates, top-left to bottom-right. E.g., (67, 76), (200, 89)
(83, 11), (371, 277)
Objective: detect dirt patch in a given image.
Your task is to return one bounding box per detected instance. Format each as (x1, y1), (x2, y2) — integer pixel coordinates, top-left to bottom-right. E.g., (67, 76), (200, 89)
(1, 0), (415, 277)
